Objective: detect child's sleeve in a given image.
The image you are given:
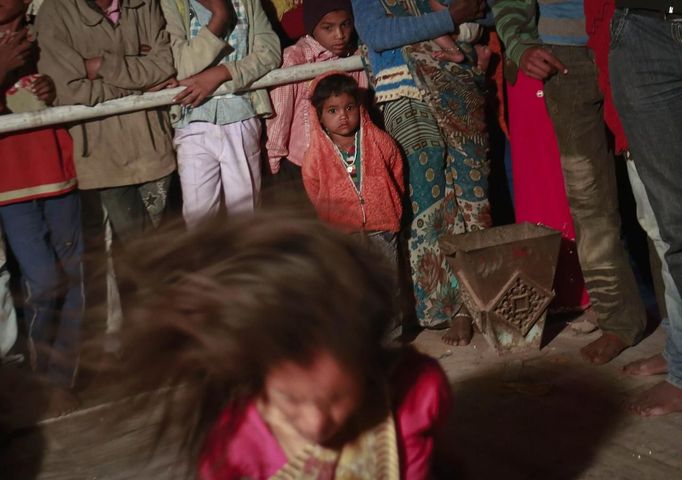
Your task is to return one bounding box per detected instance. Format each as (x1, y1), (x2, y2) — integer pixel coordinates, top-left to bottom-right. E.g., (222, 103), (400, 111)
(387, 139), (405, 196)
(36, 8), (134, 106)
(222, 0), (281, 92)
(265, 47), (303, 174)
(95, 1), (177, 90)
(160, 0), (228, 80)
(301, 148), (321, 202)
(393, 352), (453, 479)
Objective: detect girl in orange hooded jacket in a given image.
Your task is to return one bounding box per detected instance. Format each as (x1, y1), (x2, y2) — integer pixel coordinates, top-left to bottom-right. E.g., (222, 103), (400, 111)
(302, 72), (404, 267)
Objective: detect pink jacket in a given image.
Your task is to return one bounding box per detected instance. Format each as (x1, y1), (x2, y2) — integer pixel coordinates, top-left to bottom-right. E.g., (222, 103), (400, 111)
(198, 351), (453, 479)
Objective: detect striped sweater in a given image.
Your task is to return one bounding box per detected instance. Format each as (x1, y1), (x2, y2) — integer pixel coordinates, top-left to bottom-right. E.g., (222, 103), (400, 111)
(494, 0), (588, 79)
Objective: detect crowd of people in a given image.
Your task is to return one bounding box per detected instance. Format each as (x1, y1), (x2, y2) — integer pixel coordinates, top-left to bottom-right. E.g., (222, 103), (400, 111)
(1, 0), (681, 476)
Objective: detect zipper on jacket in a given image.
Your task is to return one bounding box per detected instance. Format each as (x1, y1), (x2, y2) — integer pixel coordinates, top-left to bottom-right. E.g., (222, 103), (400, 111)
(334, 129), (366, 229)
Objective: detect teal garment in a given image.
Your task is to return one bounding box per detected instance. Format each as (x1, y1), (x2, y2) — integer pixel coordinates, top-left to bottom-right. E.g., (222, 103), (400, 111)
(337, 132), (362, 190)
(176, 0), (256, 128)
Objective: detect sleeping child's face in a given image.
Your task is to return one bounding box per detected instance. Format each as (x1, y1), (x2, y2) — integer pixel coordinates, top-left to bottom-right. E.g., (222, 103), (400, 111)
(312, 9), (355, 57)
(319, 92), (360, 140)
(262, 350), (364, 445)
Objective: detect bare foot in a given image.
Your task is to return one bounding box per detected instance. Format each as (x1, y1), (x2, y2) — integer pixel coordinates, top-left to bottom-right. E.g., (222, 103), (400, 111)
(43, 387), (80, 419)
(569, 308), (599, 335)
(474, 44), (492, 71)
(442, 313), (473, 346)
(580, 333), (628, 365)
(622, 354), (668, 376)
(432, 49), (465, 64)
(629, 381), (682, 416)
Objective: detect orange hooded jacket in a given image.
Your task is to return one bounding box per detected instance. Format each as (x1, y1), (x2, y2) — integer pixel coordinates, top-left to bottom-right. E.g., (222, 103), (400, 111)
(302, 72), (404, 233)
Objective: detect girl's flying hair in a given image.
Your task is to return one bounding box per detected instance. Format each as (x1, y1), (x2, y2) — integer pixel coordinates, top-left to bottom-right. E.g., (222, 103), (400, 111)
(101, 210), (398, 460)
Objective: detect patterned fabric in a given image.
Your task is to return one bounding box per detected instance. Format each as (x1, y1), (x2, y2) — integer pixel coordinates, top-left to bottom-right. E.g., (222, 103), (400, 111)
(372, 0), (491, 327)
(139, 174), (172, 228)
(270, 410), (400, 480)
(178, 0), (256, 127)
(383, 98), (490, 327)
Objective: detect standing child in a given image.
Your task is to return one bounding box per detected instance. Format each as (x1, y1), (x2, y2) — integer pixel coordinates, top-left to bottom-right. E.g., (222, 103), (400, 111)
(1, 0), (83, 413)
(106, 212), (453, 478)
(161, 0), (281, 229)
(302, 73), (403, 271)
(266, 0), (367, 183)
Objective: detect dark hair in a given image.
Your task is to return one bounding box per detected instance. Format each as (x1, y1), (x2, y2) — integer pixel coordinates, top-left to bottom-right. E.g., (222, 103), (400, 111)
(310, 73), (360, 119)
(102, 210), (398, 461)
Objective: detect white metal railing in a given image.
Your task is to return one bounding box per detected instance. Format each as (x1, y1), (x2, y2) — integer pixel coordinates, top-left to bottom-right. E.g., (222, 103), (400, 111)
(0, 56), (364, 135)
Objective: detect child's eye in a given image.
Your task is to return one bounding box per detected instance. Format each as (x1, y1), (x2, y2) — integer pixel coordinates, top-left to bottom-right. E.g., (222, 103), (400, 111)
(346, 105), (355, 111)
(328, 108), (336, 114)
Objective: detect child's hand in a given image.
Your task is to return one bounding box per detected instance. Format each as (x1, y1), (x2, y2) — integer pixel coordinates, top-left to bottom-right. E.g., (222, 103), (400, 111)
(174, 66), (231, 108)
(30, 75), (56, 106)
(0, 29), (33, 81)
(147, 77), (179, 92)
(83, 57), (103, 80)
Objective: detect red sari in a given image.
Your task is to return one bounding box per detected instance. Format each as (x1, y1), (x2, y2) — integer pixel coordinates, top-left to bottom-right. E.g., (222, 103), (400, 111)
(507, 71), (590, 312)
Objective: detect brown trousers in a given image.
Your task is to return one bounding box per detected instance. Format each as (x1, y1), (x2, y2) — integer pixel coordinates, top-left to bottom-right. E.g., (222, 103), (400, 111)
(543, 45), (645, 345)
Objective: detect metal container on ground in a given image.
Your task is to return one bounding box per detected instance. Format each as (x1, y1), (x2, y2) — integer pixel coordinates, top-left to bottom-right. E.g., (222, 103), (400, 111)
(440, 223), (562, 355)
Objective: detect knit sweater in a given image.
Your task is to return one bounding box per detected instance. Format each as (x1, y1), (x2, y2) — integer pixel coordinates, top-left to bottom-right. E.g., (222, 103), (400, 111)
(351, 0), (454, 102)
(302, 74), (404, 233)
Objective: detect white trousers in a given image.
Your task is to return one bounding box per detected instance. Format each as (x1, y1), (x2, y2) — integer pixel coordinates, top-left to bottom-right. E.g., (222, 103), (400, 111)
(175, 119), (262, 229)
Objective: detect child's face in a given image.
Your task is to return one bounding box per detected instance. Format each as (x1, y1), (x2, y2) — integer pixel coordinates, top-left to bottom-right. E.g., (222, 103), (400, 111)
(319, 92), (360, 139)
(0, 0), (29, 25)
(312, 10), (354, 57)
(263, 350), (364, 445)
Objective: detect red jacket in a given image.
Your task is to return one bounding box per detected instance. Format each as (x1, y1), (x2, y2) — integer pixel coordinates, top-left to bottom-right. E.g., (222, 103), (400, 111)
(1, 74), (77, 206)
(302, 74), (404, 233)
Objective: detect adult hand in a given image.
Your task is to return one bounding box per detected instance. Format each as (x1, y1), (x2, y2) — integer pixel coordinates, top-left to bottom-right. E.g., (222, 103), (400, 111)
(174, 65), (231, 108)
(147, 77), (179, 92)
(30, 75), (56, 105)
(0, 29), (33, 82)
(84, 57), (103, 80)
(449, 0), (486, 25)
(519, 46), (568, 80)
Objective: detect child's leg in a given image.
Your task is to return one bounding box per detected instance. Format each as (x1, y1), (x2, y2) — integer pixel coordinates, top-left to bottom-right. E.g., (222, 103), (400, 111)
(474, 43), (492, 72)
(0, 228), (17, 358)
(0, 201), (60, 377)
(428, 0), (464, 62)
(138, 175), (172, 229)
(174, 123), (224, 229)
(433, 36), (465, 63)
(43, 192), (85, 388)
(218, 118), (262, 215)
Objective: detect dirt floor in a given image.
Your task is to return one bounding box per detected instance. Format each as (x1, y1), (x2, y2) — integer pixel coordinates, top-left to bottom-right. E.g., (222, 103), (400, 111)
(414, 322), (682, 480)
(1, 319), (680, 480)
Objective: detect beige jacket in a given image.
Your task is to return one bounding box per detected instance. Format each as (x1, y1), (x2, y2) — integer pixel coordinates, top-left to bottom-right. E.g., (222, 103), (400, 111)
(36, 0), (177, 190)
(160, 0), (281, 123)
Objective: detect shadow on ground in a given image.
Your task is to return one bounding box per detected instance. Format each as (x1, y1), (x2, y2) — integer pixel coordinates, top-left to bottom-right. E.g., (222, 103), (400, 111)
(437, 362), (626, 480)
(0, 367), (49, 480)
